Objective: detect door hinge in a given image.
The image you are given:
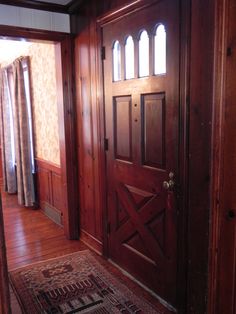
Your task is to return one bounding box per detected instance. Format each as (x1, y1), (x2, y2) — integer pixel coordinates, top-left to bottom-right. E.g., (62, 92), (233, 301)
(101, 46), (106, 60)
(107, 222), (111, 235)
(104, 138), (109, 151)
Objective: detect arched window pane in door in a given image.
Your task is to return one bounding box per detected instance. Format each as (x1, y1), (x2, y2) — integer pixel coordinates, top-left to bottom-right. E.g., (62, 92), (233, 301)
(125, 36), (134, 79)
(113, 40), (121, 81)
(139, 30), (149, 77)
(154, 24), (166, 75)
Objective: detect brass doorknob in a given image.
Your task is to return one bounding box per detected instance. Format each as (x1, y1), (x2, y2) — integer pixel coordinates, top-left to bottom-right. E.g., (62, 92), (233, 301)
(163, 172), (175, 191)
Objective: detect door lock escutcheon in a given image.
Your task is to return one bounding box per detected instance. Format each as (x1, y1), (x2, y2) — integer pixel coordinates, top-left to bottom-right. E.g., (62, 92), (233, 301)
(163, 172), (175, 191)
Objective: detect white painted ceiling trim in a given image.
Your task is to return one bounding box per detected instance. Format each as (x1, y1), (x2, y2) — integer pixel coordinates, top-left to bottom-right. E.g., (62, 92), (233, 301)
(0, 4), (70, 33)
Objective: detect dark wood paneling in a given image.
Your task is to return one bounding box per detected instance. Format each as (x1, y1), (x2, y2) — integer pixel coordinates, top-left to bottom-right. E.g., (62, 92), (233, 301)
(141, 93), (165, 168)
(187, 0), (215, 313)
(72, 0), (216, 312)
(80, 229), (103, 255)
(37, 166), (50, 204)
(211, 0), (236, 313)
(36, 158), (64, 226)
(114, 96), (132, 161)
(51, 172), (64, 212)
(75, 10), (103, 250)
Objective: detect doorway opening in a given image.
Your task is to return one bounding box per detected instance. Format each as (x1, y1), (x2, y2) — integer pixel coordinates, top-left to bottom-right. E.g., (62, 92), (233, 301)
(0, 26), (80, 312)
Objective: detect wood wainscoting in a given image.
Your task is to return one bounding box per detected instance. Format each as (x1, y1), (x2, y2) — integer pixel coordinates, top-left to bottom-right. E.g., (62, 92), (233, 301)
(35, 158), (64, 226)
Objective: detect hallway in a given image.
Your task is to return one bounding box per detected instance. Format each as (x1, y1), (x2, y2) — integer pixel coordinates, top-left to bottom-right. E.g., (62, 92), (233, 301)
(1, 190), (171, 313)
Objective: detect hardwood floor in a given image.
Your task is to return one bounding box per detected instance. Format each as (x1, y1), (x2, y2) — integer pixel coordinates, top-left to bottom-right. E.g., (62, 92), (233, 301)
(2, 190), (88, 313)
(2, 191), (87, 271)
(2, 190), (173, 314)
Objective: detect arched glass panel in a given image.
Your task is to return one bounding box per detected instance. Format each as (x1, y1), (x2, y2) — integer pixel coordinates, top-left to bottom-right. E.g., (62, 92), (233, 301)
(113, 40), (121, 81)
(154, 24), (166, 75)
(125, 36), (134, 79)
(139, 30), (149, 77)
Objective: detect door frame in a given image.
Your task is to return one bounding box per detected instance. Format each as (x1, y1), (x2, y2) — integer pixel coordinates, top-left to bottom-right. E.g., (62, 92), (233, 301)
(0, 195), (11, 314)
(97, 0), (190, 312)
(0, 25), (79, 240)
(0, 25), (79, 313)
(208, 0), (231, 312)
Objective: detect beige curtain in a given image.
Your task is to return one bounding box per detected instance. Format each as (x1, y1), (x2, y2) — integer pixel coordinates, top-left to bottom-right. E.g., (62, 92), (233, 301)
(0, 68), (17, 193)
(13, 57), (35, 206)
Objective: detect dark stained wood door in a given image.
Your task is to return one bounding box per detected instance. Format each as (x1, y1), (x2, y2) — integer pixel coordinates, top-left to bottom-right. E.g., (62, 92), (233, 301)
(103, 0), (180, 308)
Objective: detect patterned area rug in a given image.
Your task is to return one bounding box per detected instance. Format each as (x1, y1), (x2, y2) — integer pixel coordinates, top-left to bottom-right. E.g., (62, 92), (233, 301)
(9, 250), (159, 313)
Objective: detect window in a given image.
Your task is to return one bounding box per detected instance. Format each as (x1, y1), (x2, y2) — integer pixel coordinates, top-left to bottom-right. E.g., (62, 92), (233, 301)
(113, 40), (121, 81)
(154, 24), (166, 75)
(139, 30), (149, 77)
(125, 36), (134, 79)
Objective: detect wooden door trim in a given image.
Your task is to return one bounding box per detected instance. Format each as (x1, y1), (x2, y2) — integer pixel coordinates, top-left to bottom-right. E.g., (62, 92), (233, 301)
(177, 0), (191, 312)
(0, 25), (79, 240)
(97, 0), (190, 312)
(97, 0), (163, 26)
(0, 196), (11, 314)
(208, 0), (229, 312)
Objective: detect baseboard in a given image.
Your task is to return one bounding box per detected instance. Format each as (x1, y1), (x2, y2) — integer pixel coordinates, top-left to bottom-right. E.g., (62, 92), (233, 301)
(80, 229), (103, 255)
(41, 201), (62, 226)
(108, 259), (177, 313)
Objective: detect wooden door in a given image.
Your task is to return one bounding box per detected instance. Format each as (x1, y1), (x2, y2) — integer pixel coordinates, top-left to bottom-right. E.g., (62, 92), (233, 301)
(103, 0), (179, 308)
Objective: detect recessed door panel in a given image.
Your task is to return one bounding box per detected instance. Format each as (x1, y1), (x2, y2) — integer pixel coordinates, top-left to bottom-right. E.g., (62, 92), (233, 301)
(141, 93), (166, 169)
(114, 96), (132, 161)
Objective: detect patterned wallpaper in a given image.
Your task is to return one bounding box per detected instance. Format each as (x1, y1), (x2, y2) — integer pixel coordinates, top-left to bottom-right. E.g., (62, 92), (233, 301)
(28, 42), (60, 165)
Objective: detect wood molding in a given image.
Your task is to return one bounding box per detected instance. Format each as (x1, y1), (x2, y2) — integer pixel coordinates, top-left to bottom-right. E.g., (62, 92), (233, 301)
(35, 158), (61, 175)
(67, 0), (85, 14)
(41, 201), (63, 226)
(186, 0), (215, 313)
(59, 36), (79, 239)
(0, 195), (11, 314)
(176, 0), (191, 312)
(0, 25), (69, 41)
(95, 21), (108, 257)
(208, 0), (230, 313)
(80, 229), (103, 255)
(97, 0), (159, 26)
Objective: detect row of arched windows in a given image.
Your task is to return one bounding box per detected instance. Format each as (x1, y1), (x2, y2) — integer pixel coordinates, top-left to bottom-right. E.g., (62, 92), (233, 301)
(113, 24), (166, 82)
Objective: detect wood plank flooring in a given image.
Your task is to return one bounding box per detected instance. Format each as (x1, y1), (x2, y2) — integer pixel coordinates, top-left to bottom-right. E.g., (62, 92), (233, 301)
(1, 190), (172, 314)
(2, 191), (87, 271)
(1, 191), (88, 313)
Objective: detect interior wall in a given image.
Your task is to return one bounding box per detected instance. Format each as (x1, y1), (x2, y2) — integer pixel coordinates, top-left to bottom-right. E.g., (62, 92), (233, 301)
(29, 42), (60, 166)
(72, 0), (215, 313)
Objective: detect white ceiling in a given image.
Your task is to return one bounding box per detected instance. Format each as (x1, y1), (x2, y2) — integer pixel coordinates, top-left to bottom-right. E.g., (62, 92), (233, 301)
(31, 0), (71, 5)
